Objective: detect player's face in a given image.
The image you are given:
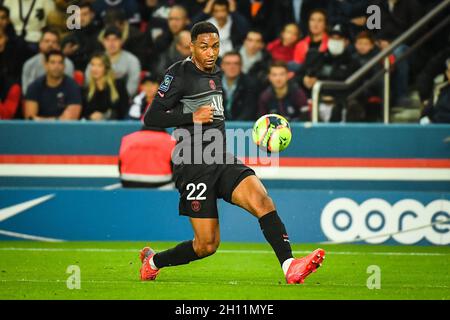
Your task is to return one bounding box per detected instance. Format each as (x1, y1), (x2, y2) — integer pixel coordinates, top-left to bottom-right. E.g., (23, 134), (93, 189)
(191, 33), (220, 72)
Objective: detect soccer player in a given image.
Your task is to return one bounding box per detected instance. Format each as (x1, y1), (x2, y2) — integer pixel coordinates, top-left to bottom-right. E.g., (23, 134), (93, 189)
(140, 21), (325, 284)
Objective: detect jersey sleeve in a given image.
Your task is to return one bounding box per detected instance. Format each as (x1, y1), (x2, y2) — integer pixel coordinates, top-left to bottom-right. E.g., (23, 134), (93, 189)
(143, 64), (193, 128)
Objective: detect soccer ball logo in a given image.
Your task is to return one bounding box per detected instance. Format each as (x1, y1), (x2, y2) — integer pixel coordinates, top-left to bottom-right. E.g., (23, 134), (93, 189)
(252, 114), (292, 153)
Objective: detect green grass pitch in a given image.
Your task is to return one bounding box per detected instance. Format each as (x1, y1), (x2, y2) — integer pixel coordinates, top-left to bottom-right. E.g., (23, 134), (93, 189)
(0, 241), (449, 300)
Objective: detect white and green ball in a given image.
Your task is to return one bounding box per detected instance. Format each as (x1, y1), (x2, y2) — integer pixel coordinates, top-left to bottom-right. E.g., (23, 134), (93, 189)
(252, 114), (292, 153)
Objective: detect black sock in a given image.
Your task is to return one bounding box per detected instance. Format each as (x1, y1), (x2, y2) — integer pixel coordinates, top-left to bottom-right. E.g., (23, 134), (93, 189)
(152, 240), (201, 268)
(259, 211), (294, 266)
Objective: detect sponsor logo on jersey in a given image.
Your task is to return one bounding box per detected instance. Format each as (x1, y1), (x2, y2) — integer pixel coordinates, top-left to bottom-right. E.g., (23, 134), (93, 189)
(159, 75), (174, 92)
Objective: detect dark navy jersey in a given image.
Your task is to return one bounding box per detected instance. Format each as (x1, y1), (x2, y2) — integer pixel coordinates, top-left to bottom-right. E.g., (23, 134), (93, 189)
(144, 57), (228, 164)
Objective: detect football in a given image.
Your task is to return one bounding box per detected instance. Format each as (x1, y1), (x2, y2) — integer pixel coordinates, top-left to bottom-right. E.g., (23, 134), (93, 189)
(252, 114), (292, 153)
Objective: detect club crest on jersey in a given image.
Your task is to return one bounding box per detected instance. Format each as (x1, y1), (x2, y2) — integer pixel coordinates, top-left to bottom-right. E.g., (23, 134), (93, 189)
(191, 200), (201, 212)
(159, 75), (173, 92)
(209, 79), (216, 90)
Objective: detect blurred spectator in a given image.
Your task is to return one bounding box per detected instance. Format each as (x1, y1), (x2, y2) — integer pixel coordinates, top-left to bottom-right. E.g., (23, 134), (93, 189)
(139, 0), (172, 24)
(301, 24), (359, 96)
(3, 0), (55, 52)
(220, 51), (258, 120)
(93, 0), (141, 25)
(119, 125), (176, 188)
(154, 30), (191, 77)
(153, 5), (190, 52)
(239, 29), (271, 89)
(47, 0), (83, 39)
(192, 0), (250, 57)
(267, 23), (300, 64)
(0, 5), (17, 39)
(0, 77), (21, 120)
(371, 0), (423, 106)
(99, 8), (146, 63)
(328, 0), (369, 40)
(258, 61), (308, 121)
(24, 50), (82, 121)
(420, 58), (450, 124)
(271, 0), (327, 40)
(22, 28), (75, 95)
(416, 42), (450, 104)
(0, 26), (29, 83)
(352, 31), (383, 121)
(143, 5), (190, 72)
(371, 0), (422, 41)
(128, 72), (160, 120)
(180, 0), (251, 22)
(293, 9), (328, 66)
(82, 53), (129, 120)
(302, 24), (360, 121)
(61, 1), (102, 71)
(88, 25), (141, 97)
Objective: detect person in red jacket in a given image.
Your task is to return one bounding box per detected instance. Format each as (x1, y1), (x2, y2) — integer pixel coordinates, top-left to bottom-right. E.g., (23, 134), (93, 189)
(266, 23), (301, 64)
(119, 125), (176, 188)
(292, 9), (329, 66)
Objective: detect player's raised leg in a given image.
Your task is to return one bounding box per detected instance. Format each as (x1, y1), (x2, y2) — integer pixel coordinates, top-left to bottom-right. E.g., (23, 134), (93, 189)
(231, 174), (325, 284)
(140, 218), (220, 281)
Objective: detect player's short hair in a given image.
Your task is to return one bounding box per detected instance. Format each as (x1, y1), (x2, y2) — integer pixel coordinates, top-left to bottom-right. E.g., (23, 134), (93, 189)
(44, 49), (65, 62)
(190, 21), (219, 41)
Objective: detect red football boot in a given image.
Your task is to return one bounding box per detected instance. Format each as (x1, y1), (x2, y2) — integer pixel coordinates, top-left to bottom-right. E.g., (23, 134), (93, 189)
(285, 248), (325, 284)
(139, 247), (160, 281)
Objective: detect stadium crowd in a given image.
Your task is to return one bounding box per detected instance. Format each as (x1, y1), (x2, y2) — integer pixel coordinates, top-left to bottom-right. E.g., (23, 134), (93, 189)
(0, 0), (449, 123)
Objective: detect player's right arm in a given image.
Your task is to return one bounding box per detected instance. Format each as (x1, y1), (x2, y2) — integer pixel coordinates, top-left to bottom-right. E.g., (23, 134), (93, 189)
(143, 65), (214, 128)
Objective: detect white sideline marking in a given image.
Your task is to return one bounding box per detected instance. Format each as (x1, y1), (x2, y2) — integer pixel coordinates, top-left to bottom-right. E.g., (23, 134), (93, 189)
(1, 164), (450, 181)
(0, 279), (448, 289)
(0, 247), (448, 256)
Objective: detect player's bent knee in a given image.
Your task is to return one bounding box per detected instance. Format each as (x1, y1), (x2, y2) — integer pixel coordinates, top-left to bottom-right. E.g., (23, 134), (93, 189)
(194, 240), (220, 258)
(253, 194), (275, 216)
